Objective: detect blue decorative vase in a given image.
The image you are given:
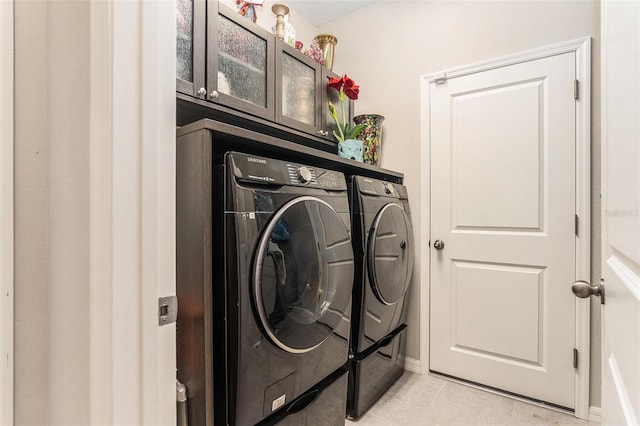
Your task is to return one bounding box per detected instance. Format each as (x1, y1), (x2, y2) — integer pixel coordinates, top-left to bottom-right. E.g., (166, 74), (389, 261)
(338, 139), (363, 162)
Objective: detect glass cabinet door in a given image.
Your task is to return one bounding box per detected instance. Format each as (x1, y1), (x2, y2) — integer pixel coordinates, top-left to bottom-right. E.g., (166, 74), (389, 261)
(275, 40), (322, 136)
(207, 2), (275, 120)
(176, 0), (205, 97)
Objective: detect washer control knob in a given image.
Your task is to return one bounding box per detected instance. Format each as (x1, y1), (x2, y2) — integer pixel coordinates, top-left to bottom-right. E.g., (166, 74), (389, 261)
(383, 183), (393, 194)
(298, 166), (312, 183)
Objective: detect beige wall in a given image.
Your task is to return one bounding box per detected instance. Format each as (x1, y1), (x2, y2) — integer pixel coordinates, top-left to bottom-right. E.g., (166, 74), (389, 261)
(14, 1), (48, 422)
(14, 1), (91, 424)
(321, 0), (601, 407)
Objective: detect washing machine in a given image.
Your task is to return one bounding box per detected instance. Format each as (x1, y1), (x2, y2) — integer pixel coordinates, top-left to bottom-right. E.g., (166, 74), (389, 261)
(346, 175), (415, 419)
(215, 151), (354, 425)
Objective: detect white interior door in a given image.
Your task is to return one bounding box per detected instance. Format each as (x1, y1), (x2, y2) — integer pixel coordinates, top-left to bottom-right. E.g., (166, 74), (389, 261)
(430, 51), (578, 408)
(601, 1), (640, 424)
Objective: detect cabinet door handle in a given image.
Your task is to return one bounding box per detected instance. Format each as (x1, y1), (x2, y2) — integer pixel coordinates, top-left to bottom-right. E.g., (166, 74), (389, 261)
(197, 87), (206, 96)
(209, 90), (219, 99)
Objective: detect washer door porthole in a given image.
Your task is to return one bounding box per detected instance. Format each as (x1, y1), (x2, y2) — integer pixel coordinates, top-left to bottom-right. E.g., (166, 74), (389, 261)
(254, 196), (354, 354)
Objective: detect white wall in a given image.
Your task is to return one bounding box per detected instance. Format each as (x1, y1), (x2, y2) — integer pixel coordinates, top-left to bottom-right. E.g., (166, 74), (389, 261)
(11, 1), (315, 422)
(0, 1), (14, 423)
(14, 1), (177, 423)
(321, 0), (601, 406)
(15, 1), (92, 423)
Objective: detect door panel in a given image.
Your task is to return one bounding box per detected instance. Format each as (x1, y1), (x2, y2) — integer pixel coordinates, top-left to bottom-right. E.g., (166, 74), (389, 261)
(453, 261), (544, 365)
(601, 1), (640, 423)
(452, 80), (543, 230)
(430, 52), (576, 408)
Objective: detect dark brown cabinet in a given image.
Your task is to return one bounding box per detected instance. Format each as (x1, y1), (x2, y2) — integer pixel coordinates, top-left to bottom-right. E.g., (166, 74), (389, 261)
(176, 0), (352, 148)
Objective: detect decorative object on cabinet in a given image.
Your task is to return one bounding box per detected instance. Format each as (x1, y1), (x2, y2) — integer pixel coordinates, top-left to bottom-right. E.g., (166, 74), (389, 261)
(282, 17), (296, 47)
(354, 114), (385, 166)
(327, 74), (366, 142)
(236, 0), (263, 23)
(272, 3), (289, 39)
(302, 38), (325, 65)
(338, 139), (364, 162)
(315, 34), (338, 70)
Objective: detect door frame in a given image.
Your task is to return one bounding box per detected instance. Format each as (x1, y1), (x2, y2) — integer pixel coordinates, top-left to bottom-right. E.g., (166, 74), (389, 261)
(419, 37), (591, 420)
(0, 1), (14, 424)
(89, 1), (176, 423)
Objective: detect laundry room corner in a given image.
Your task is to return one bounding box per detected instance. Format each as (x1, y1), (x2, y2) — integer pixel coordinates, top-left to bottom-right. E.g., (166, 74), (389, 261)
(321, 0), (601, 412)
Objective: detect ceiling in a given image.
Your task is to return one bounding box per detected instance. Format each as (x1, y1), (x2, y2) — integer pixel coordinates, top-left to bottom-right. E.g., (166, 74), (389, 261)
(284, 0), (381, 26)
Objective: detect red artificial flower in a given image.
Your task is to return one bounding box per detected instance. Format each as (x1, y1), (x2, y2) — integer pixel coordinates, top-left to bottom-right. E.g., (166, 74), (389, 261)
(342, 75), (359, 100)
(326, 74), (365, 142)
(327, 76), (343, 91)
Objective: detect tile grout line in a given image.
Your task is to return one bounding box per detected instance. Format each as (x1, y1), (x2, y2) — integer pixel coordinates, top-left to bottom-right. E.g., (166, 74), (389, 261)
(422, 376), (448, 413)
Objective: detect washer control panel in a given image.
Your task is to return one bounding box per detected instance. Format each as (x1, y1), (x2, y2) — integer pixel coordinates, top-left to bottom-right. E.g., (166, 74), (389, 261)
(286, 163), (345, 189)
(229, 152), (346, 190)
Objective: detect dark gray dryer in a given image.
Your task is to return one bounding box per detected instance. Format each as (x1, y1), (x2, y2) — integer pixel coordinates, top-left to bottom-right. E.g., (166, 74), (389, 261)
(347, 176), (415, 419)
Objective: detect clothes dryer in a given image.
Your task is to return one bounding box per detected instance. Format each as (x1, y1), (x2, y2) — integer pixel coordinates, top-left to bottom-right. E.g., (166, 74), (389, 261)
(347, 176), (415, 419)
(216, 152), (354, 425)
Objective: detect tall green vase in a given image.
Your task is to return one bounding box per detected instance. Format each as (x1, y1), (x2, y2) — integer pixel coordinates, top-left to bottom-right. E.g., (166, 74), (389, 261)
(354, 114), (384, 166)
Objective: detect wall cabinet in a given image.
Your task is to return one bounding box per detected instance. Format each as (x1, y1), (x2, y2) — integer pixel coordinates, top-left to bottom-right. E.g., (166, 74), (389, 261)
(207, 2), (275, 120)
(275, 40), (351, 142)
(176, 0), (352, 148)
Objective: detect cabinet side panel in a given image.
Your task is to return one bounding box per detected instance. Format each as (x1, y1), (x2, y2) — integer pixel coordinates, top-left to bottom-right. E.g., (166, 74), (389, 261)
(176, 129), (213, 426)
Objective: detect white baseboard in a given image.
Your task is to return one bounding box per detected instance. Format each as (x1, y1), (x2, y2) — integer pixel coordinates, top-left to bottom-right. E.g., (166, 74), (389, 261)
(589, 406), (601, 424)
(401, 356), (422, 373)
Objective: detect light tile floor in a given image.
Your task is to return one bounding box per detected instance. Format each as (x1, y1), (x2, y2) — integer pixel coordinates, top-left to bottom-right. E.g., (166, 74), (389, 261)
(346, 372), (597, 426)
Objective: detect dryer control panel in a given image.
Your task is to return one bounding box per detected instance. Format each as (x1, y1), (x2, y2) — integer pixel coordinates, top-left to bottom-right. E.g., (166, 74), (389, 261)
(355, 176), (408, 200)
(229, 151), (347, 190)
